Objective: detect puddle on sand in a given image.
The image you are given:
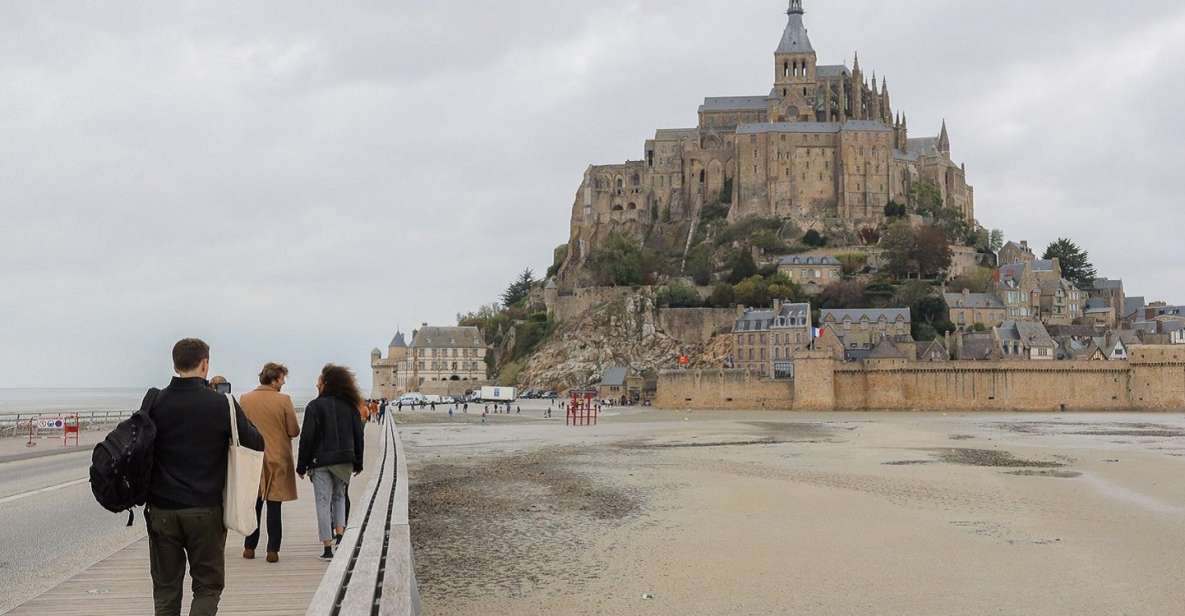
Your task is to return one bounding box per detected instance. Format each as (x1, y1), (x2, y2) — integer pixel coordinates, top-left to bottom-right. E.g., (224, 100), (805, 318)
(1005, 470), (1082, 479)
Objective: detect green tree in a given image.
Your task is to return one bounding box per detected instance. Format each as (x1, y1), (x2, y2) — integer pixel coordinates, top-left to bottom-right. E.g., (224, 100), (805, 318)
(588, 233), (644, 286)
(685, 244), (714, 286)
(915, 225), (953, 278)
(1043, 238), (1097, 290)
(894, 280), (936, 308)
(733, 275), (771, 307)
(708, 283), (736, 308)
(989, 229), (1005, 253)
(501, 268), (535, 307)
(881, 220), (918, 279)
(909, 180), (943, 215)
(818, 279), (868, 309)
(657, 282), (702, 308)
(884, 201), (908, 218)
(802, 229), (826, 247)
(727, 250), (758, 284)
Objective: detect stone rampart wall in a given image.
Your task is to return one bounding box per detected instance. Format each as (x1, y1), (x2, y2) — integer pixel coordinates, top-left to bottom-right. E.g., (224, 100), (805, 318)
(654, 347), (1185, 412)
(832, 360), (1133, 412)
(655, 369), (794, 410)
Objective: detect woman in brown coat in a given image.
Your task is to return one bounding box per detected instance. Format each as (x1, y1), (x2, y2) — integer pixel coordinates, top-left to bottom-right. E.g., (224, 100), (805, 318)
(239, 362), (300, 563)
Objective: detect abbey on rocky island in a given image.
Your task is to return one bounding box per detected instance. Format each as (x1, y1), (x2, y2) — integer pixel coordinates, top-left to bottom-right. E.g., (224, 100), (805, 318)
(561, 0), (975, 283)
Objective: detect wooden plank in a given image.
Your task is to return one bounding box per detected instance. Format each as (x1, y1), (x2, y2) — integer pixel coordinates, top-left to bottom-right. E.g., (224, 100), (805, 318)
(377, 524), (420, 616)
(336, 423), (397, 615)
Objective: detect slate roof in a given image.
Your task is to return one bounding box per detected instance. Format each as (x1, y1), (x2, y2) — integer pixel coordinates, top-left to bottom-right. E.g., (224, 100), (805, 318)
(1092, 278), (1123, 290)
(821, 308), (912, 323)
(410, 326), (484, 349)
(945, 292), (1004, 309)
(1162, 321), (1185, 333)
(1085, 298), (1109, 312)
(601, 367), (627, 387)
(893, 149), (920, 162)
(700, 96), (769, 112)
(867, 336), (907, 359)
(389, 331), (408, 348)
(735, 302), (811, 332)
(816, 65), (849, 78)
(960, 332), (999, 360)
(998, 263), (1027, 283)
(998, 321), (1056, 349)
(777, 7), (814, 54)
(907, 137), (940, 155)
(778, 255), (841, 266)
(1031, 259), (1057, 273)
(1123, 297), (1145, 318)
(916, 340), (950, 361)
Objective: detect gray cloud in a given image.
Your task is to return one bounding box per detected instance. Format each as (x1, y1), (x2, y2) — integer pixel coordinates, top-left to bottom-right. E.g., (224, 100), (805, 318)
(1, 1), (1181, 389)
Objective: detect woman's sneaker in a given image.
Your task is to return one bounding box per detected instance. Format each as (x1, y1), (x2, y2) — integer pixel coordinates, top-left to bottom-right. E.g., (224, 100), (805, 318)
(319, 546), (334, 561)
(334, 533), (343, 546)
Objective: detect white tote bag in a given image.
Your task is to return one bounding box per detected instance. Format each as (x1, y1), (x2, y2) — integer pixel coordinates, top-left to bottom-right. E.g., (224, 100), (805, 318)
(223, 394), (265, 535)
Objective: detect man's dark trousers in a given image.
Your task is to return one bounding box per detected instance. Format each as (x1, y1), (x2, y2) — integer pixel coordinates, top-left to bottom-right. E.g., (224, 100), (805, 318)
(147, 506), (226, 616)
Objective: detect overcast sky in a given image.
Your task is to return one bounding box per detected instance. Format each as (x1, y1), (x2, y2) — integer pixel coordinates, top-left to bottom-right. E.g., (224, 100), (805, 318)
(2, 1), (1183, 390)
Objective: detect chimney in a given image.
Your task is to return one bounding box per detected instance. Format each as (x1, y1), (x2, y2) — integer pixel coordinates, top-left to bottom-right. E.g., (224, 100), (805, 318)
(1020, 240), (1029, 249)
(773, 298), (783, 313)
(963, 288), (970, 298)
(736, 304), (746, 320)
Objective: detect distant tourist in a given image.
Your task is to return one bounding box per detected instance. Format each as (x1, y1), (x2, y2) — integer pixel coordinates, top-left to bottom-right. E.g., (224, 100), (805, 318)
(297, 364), (365, 561)
(147, 338), (264, 616)
(239, 362), (300, 564)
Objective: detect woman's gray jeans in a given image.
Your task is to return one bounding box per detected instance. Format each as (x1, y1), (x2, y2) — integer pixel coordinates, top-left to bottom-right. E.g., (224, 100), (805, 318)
(310, 467), (350, 542)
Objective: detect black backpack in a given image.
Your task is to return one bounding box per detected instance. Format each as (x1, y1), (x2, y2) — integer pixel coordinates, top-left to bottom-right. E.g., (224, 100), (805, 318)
(89, 388), (160, 526)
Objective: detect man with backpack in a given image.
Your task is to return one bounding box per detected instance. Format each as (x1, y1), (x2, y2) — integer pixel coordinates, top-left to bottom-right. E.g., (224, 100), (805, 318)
(146, 338), (264, 616)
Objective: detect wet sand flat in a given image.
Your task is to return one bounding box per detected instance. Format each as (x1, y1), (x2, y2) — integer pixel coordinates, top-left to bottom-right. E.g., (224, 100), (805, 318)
(398, 407), (1185, 616)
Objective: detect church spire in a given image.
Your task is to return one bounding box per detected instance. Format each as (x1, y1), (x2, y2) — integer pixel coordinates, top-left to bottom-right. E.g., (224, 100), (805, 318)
(853, 51), (861, 72)
(938, 119), (951, 155)
(777, 0), (814, 53)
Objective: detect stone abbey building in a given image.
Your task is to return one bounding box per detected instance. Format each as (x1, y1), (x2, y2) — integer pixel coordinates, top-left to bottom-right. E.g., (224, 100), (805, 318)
(563, 1), (975, 275)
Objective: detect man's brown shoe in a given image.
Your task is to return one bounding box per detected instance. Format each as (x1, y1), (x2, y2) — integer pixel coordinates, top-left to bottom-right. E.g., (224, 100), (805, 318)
(242, 549), (255, 560)
(266, 551), (279, 563)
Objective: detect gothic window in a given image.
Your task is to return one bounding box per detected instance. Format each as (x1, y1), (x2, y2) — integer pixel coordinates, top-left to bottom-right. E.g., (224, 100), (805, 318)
(612, 204), (624, 211)
(627, 202), (637, 210)
(632, 173), (640, 187)
(784, 61), (790, 77)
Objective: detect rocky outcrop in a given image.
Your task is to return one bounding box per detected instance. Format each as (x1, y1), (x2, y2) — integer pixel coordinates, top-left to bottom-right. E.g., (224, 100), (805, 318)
(518, 288), (730, 390)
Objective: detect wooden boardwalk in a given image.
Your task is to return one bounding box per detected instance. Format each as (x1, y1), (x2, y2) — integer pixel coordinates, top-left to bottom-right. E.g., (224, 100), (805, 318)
(6, 424), (384, 616)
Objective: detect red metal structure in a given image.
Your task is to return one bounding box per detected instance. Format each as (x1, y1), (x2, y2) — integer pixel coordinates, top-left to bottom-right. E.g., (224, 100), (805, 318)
(567, 389), (598, 427)
(63, 414), (81, 447)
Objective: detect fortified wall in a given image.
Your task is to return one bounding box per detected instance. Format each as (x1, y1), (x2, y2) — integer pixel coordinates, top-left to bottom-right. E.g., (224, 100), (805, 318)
(654, 369), (795, 410)
(658, 346), (1185, 412)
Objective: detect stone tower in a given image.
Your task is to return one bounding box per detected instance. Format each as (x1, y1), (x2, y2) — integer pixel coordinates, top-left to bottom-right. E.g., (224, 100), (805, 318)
(772, 0), (818, 122)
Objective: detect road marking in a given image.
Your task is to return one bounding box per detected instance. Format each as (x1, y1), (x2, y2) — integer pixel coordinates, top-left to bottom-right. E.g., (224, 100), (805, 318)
(0, 477), (89, 505)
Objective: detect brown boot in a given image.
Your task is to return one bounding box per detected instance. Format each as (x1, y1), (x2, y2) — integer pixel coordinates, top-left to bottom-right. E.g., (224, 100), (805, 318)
(242, 549), (255, 560)
(266, 551), (279, 563)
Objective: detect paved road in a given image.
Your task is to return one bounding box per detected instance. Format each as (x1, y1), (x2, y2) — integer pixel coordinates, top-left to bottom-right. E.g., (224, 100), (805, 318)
(0, 447), (142, 615)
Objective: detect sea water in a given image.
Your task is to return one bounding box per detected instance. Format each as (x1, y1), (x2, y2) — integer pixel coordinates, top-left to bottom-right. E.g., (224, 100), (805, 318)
(0, 387), (320, 414)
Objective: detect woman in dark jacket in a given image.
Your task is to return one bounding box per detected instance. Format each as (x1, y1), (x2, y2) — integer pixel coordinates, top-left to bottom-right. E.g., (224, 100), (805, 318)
(297, 364), (365, 560)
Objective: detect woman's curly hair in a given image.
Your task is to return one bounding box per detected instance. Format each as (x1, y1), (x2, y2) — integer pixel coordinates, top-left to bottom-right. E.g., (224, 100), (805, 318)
(319, 364), (362, 409)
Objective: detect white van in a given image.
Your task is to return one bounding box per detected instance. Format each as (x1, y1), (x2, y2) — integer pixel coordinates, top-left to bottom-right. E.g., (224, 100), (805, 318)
(398, 393), (426, 406)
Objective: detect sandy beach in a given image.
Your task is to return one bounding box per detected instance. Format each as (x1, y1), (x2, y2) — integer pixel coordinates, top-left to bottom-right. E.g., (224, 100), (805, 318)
(400, 405), (1185, 615)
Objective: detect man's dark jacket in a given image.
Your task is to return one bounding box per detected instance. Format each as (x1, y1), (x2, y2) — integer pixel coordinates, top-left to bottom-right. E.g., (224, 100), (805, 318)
(148, 377), (265, 509)
(297, 395), (364, 475)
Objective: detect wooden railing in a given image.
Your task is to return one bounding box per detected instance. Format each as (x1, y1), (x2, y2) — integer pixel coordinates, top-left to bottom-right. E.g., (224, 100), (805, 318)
(306, 418), (420, 615)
